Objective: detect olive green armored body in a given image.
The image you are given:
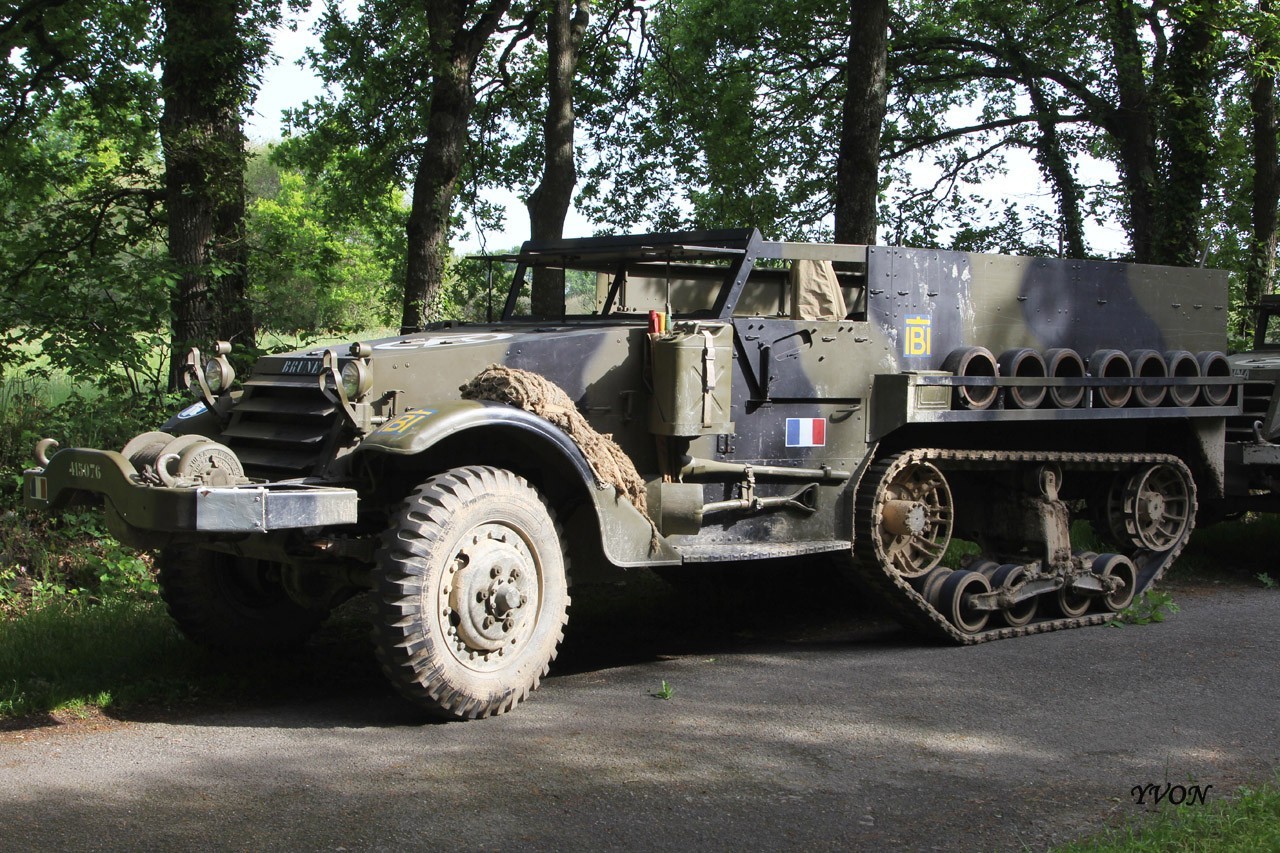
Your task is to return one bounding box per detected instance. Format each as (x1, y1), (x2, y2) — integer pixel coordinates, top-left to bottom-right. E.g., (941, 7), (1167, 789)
(1221, 294), (1280, 516)
(24, 229), (1246, 718)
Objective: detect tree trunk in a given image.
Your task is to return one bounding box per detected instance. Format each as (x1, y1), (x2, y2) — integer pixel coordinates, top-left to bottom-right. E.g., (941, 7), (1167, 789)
(1026, 80), (1086, 258)
(1247, 0), (1279, 334)
(401, 0), (513, 334)
(212, 116), (253, 348)
(403, 57), (473, 334)
(833, 0), (888, 245)
(526, 0), (589, 319)
(1152, 1), (1220, 267)
(1103, 0), (1159, 263)
(160, 0), (253, 389)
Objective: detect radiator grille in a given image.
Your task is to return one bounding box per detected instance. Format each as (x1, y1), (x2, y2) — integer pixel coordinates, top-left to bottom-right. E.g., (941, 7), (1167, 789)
(224, 376), (341, 480)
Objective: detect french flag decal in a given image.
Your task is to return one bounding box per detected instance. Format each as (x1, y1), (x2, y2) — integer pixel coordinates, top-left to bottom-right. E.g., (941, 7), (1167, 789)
(785, 417), (826, 447)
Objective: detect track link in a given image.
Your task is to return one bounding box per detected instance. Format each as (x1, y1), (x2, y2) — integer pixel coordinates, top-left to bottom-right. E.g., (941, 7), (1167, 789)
(851, 448), (1196, 645)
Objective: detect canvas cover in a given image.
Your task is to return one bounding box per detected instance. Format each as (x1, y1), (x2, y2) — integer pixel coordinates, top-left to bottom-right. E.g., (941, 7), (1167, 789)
(790, 258), (847, 321)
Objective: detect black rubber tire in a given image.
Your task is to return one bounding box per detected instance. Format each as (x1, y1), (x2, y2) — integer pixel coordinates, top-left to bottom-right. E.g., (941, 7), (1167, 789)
(941, 346), (998, 410)
(373, 466), (570, 720)
(1128, 349), (1168, 408)
(158, 547), (329, 651)
(997, 348), (1047, 409)
(1088, 349), (1133, 408)
(1091, 553), (1138, 613)
(938, 569), (990, 634)
(1045, 348), (1086, 409)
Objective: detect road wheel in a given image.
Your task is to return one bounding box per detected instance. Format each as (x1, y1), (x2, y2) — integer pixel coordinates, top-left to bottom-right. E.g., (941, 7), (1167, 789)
(373, 466), (570, 720)
(158, 547), (329, 651)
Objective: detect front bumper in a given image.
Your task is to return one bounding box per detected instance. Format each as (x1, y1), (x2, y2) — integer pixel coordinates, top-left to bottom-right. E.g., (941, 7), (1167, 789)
(24, 447), (358, 533)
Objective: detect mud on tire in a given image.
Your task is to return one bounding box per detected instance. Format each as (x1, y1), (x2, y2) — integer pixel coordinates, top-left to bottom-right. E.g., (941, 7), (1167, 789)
(158, 547), (329, 651)
(373, 466), (570, 720)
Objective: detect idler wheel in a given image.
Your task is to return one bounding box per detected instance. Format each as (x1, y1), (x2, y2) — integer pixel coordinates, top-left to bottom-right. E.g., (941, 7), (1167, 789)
(1091, 553), (1137, 612)
(997, 348), (1047, 409)
(1163, 350), (1201, 407)
(1107, 463), (1194, 552)
(1045, 348), (1086, 409)
(1088, 349), (1133, 408)
(938, 569), (991, 634)
(1196, 351), (1232, 406)
(990, 563), (1037, 627)
(1128, 349), (1168, 408)
(868, 458), (954, 579)
(941, 346), (998, 410)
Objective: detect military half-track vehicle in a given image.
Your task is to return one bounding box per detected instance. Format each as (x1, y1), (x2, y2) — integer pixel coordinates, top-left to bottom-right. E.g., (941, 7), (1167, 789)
(1217, 294), (1280, 516)
(24, 229), (1240, 719)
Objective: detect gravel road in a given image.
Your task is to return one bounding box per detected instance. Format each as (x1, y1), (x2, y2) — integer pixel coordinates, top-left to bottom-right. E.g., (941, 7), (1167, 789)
(0, 579), (1276, 852)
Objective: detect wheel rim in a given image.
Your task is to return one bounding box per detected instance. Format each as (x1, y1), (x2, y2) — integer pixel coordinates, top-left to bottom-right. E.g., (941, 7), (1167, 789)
(1092, 553), (1137, 612)
(442, 521), (543, 672)
(872, 460), (953, 579)
(1106, 464), (1193, 552)
(1056, 585), (1091, 618)
(991, 563), (1037, 627)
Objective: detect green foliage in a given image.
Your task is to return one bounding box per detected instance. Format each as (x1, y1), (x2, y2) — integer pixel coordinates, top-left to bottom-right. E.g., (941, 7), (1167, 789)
(652, 679), (675, 700)
(0, 100), (171, 391)
(1110, 590), (1181, 628)
(1176, 513), (1280, 580)
(581, 0), (843, 238)
(246, 148), (406, 334)
(0, 375), (177, 611)
(1258, 572), (1278, 590)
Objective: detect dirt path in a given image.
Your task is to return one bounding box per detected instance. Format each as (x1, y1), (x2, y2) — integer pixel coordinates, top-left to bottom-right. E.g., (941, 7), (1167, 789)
(0, 580), (1276, 851)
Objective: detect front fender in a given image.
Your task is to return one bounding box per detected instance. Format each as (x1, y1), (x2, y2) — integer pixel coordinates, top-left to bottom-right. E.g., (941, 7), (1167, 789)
(356, 401), (680, 568)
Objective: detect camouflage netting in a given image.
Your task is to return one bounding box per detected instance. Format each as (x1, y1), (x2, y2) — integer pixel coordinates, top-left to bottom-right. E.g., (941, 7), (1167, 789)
(460, 366), (650, 519)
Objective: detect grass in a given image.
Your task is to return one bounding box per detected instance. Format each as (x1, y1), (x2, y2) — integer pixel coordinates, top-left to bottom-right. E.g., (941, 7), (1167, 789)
(0, 598), (194, 717)
(0, 595), (380, 721)
(1058, 779), (1280, 851)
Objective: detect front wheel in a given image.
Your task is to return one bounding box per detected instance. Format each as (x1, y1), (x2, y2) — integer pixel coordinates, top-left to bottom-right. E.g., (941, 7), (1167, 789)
(158, 547), (330, 651)
(373, 466), (570, 720)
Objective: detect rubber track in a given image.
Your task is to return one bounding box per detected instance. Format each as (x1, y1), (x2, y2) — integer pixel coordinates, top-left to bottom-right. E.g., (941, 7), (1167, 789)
(851, 448), (1196, 646)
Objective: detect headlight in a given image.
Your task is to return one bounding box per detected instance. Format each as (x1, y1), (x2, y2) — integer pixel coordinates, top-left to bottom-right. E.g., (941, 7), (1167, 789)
(204, 358), (226, 393)
(340, 360), (369, 400)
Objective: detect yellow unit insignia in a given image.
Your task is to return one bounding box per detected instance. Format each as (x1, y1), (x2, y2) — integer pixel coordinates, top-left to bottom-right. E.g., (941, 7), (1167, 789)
(904, 315), (932, 358)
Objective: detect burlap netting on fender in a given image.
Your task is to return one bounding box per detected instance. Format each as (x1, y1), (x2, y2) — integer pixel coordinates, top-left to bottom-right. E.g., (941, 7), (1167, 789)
(459, 365), (650, 519)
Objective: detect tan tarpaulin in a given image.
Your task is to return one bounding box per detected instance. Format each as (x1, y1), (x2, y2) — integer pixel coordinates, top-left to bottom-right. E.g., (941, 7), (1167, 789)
(789, 258), (847, 321)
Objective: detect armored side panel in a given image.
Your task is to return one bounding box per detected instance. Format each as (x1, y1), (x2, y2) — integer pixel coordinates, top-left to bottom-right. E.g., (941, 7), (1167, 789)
(864, 248), (1228, 369)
